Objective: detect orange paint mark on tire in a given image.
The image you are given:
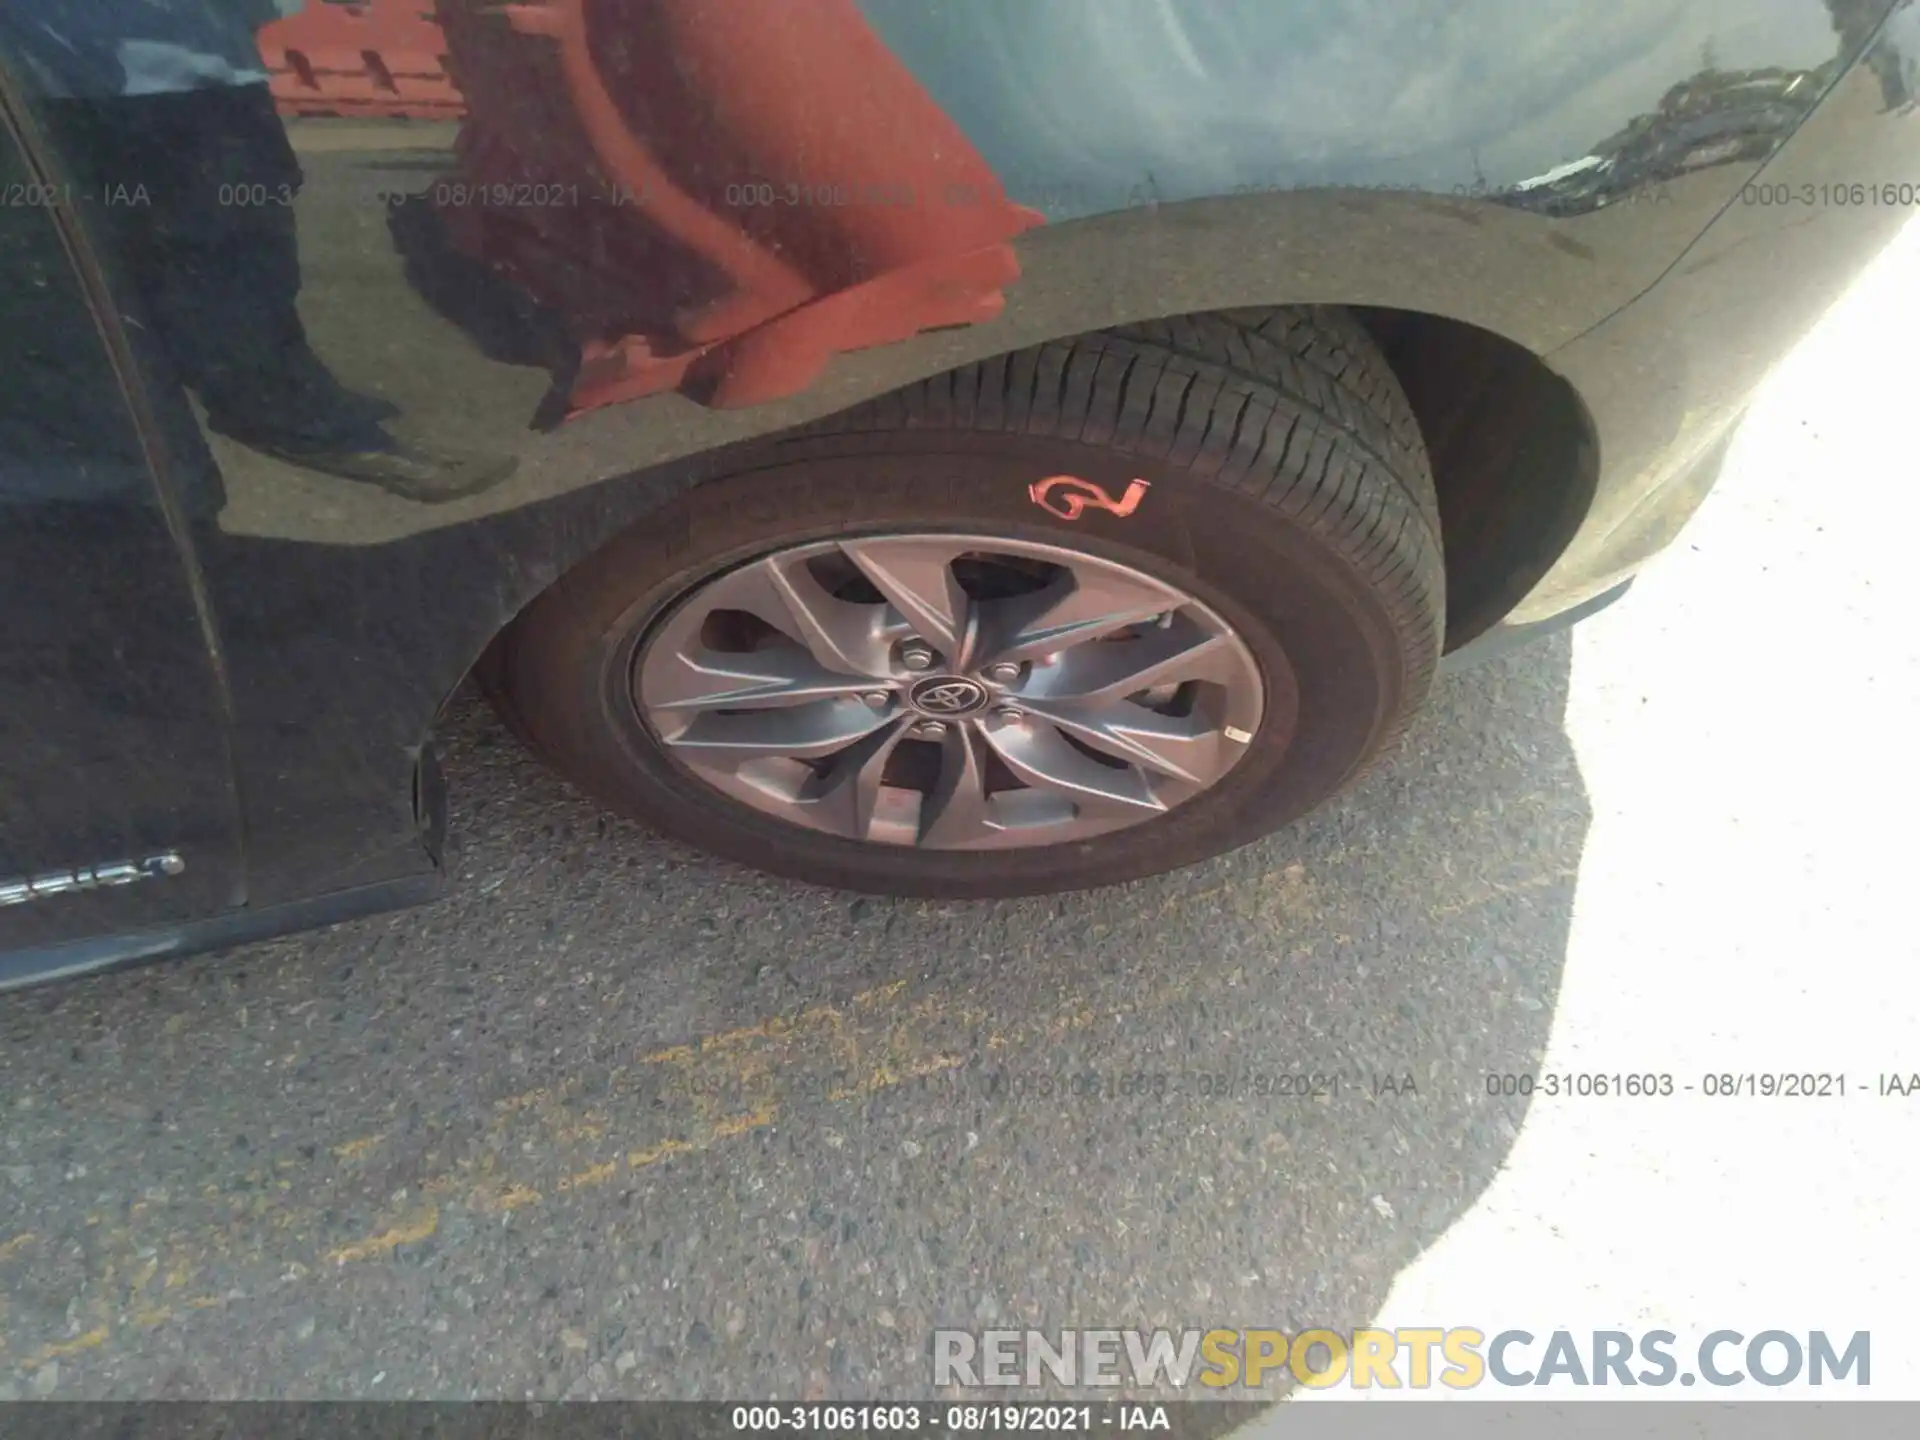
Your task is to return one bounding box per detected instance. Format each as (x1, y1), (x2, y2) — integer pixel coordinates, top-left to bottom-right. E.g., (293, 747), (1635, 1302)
(1028, 476), (1151, 521)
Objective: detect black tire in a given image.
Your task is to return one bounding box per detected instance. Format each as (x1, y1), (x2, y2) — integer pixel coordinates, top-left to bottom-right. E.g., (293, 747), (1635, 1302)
(491, 306), (1443, 897)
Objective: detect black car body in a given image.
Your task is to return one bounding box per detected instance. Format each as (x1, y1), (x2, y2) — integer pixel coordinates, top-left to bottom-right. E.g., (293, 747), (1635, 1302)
(2, 0), (1916, 990)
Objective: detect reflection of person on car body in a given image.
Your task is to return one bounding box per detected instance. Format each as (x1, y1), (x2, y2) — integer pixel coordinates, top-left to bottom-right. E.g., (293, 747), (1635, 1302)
(0, 0), (513, 503)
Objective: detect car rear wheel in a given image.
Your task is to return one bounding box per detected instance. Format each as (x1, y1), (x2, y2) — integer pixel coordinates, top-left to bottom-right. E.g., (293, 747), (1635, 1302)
(490, 306), (1444, 896)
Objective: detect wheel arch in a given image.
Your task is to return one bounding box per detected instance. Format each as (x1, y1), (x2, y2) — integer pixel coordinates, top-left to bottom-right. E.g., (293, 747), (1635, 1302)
(1347, 306), (1601, 650)
(456, 300), (1601, 706)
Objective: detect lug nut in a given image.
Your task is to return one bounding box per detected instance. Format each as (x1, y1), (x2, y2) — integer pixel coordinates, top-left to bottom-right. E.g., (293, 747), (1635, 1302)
(991, 705), (1025, 723)
(900, 644), (935, 671)
(984, 662), (1022, 684)
(913, 719), (949, 738)
(862, 691), (892, 710)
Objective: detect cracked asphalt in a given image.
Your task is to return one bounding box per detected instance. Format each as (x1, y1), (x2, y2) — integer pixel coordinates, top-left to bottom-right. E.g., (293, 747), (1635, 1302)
(4, 219), (1917, 1407)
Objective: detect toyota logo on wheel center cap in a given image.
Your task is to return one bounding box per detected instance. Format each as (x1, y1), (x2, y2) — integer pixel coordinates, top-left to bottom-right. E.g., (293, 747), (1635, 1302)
(907, 676), (990, 716)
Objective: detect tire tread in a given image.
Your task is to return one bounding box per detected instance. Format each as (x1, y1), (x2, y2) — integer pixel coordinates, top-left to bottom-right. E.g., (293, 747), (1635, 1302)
(797, 306), (1444, 775)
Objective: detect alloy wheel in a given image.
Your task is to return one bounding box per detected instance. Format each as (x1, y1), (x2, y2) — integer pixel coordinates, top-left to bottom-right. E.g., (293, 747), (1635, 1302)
(633, 534), (1265, 849)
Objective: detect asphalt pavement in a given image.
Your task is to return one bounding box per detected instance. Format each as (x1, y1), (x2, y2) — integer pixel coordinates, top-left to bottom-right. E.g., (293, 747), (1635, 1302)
(3, 217), (1916, 1407)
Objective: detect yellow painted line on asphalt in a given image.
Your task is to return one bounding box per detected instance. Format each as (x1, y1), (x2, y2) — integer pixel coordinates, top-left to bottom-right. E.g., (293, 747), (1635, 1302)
(481, 1186), (543, 1214)
(625, 1134), (698, 1169)
(4, 855), (1404, 1376)
(639, 981), (906, 1069)
(33, 1326), (108, 1360)
(828, 1054), (965, 1102)
(9, 976), (973, 1371)
(326, 1205), (440, 1266)
(709, 1106), (779, 1139)
(555, 1160), (619, 1194)
(494, 1085), (563, 1115)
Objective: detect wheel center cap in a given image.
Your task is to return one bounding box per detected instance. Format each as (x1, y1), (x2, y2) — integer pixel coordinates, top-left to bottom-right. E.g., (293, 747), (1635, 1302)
(907, 675), (990, 717)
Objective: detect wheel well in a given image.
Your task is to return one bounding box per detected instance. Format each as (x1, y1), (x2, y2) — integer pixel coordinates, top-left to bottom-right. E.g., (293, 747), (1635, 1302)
(1347, 306), (1600, 650)
(462, 302), (1601, 691)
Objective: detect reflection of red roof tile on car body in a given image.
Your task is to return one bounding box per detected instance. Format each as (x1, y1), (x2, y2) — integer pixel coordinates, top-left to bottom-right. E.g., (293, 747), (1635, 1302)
(256, 0), (464, 119)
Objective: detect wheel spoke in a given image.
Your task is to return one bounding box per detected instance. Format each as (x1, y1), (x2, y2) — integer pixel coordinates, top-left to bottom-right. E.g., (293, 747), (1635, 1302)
(920, 724), (996, 847)
(979, 718), (1167, 819)
(662, 699), (894, 771)
(1022, 699), (1227, 786)
(794, 718), (911, 841)
(1028, 622), (1238, 704)
(979, 569), (1186, 667)
(646, 648), (891, 712)
(838, 538), (974, 664)
(696, 551), (889, 678)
